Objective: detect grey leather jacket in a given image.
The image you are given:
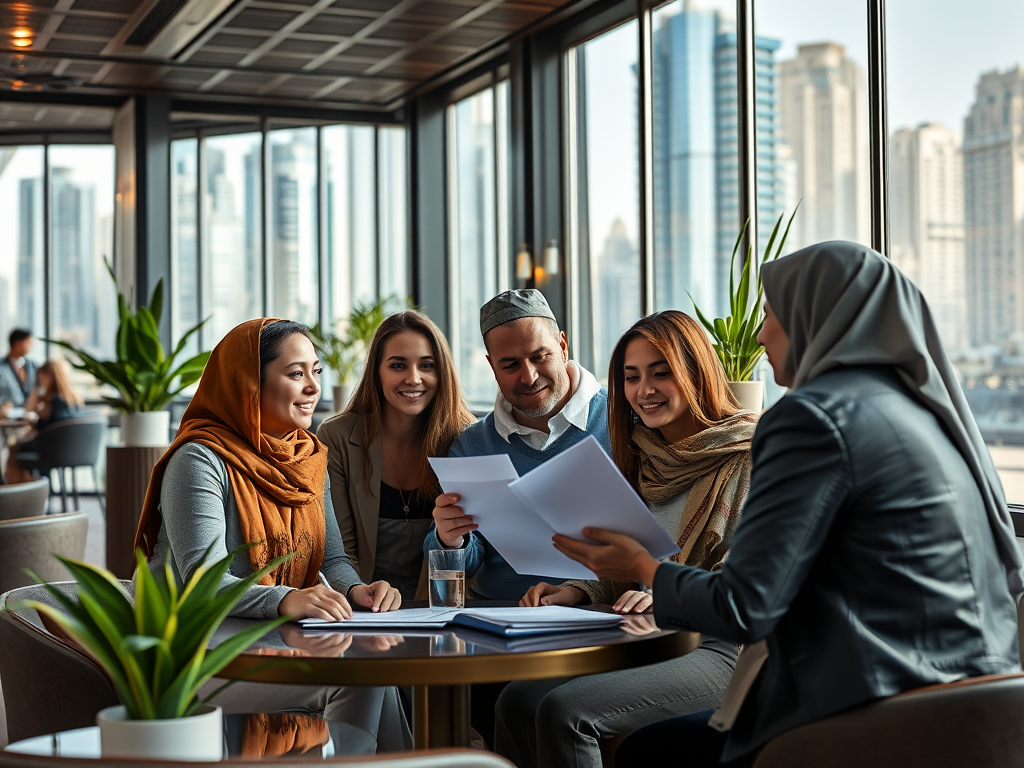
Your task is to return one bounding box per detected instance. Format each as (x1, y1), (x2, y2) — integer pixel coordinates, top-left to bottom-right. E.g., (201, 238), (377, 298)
(653, 367), (1020, 760)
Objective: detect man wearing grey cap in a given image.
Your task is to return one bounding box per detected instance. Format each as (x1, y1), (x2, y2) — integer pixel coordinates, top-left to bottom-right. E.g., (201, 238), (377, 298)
(422, 288), (611, 601)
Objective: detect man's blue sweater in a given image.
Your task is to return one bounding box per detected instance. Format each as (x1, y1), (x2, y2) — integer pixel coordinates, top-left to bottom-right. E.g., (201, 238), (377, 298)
(423, 389), (611, 600)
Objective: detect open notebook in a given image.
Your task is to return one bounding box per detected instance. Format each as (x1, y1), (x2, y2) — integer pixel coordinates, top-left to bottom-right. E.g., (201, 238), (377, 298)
(300, 605), (623, 637)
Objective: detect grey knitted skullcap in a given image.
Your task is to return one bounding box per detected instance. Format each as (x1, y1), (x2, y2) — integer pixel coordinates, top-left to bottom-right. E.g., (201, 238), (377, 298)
(479, 289), (557, 337)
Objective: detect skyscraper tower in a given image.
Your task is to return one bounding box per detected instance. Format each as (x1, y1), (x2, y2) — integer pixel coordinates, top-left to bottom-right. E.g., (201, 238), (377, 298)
(778, 42), (869, 250)
(890, 122), (965, 350)
(963, 66), (1024, 348)
(49, 167), (96, 348)
(651, 6), (782, 318)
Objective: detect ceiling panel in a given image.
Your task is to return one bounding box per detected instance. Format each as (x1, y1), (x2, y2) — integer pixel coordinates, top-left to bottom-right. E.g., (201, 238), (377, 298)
(0, 0), (574, 128)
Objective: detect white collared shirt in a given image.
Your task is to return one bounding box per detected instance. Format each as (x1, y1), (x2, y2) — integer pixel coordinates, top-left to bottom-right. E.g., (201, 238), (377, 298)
(492, 360), (602, 451)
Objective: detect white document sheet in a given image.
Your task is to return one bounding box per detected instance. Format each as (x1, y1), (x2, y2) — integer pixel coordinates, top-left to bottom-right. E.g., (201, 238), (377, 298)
(429, 454), (594, 579)
(508, 436), (681, 562)
(429, 438), (680, 580)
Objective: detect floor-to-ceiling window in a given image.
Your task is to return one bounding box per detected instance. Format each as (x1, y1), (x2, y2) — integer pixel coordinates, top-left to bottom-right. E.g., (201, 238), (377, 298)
(171, 121), (408, 402)
(567, 20), (641, 383)
(447, 80), (511, 407)
(888, 0), (1024, 499)
(0, 143), (115, 398)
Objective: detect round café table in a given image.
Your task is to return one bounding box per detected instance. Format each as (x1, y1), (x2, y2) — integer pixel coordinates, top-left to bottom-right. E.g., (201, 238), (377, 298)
(211, 611), (700, 750)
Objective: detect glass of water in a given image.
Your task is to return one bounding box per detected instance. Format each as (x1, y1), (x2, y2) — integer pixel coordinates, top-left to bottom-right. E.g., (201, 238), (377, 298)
(428, 548), (466, 609)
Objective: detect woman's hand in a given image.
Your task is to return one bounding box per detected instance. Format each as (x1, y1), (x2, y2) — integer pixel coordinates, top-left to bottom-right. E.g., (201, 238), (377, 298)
(432, 493), (477, 547)
(553, 528), (660, 586)
(613, 590), (653, 614)
(350, 580), (402, 612)
(278, 623), (353, 656)
(621, 614), (659, 636)
(354, 634), (405, 652)
(279, 584), (352, 621)
(519, 582), (587, 607)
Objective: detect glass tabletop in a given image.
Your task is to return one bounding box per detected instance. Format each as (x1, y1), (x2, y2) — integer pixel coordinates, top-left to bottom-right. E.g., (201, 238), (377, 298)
(5, 712), (389, 761)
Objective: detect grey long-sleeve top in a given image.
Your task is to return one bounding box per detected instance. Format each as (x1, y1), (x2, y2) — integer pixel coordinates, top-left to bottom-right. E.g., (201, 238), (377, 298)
(148, 442), (363, 619)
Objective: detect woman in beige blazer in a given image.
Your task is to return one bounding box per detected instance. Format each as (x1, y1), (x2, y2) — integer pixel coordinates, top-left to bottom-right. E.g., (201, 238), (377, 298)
(317, 311), (475, 600)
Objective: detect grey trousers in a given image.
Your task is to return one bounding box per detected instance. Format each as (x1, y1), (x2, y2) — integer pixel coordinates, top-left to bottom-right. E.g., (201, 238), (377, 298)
(494, 637), (737, 768)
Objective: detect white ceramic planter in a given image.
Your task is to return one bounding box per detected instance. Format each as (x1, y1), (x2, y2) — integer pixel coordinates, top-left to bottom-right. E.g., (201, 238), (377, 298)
(730, 380), (765, 413)
(121, 411), (170, 447)
(97, 704), (223, 761)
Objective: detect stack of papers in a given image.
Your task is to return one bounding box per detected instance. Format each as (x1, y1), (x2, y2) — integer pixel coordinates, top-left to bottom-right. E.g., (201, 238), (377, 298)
(300, 605), (623, 638)
(429, 436), (681, 579)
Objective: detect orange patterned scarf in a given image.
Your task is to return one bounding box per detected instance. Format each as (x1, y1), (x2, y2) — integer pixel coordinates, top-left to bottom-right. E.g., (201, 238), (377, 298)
(134, 318), (326, 588)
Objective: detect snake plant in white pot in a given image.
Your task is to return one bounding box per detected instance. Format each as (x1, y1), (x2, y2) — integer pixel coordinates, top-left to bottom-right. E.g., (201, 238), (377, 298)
(690, 209), (797, 412)
(46, 262), (210, 447)
(18, 546), (291, 760)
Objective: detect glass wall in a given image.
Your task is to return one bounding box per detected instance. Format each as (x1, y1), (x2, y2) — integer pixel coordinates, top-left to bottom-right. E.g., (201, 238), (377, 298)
(323, 124), (378, 326)
(888, 0), (1024, 499)
(0, 146), (45, 356)
(0, 144), (114, 399)
(171, 123), (408, 401)
(448, 83), (510, 406)
(202, 132), (263, 347)
(755, 0), (871, 251)
(171, 139), (199, 358)
(267, 128), (319, 325)
(569, 20), (641, 383)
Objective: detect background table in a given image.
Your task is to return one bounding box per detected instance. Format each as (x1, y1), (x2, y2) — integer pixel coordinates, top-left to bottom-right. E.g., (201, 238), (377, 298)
(212, 613), (700, 749)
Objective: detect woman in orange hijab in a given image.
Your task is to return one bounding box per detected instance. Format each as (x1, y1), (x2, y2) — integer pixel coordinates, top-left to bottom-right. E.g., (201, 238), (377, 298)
(135, 318), (400, 619)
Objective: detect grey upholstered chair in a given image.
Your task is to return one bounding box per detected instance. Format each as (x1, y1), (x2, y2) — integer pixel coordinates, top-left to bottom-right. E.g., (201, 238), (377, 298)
(14, 417), (106, 514)
(752, 673), (1024, 768)
(0, 582), (120, 743)
(0, 511), (88, 594)
(0, 478), (50, 521)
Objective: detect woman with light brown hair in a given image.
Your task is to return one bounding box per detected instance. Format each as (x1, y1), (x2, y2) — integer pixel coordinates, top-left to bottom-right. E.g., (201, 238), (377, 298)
(317, 310), (475, 600)
(498, 309), (758, 768)
(5, 358), (83, 483)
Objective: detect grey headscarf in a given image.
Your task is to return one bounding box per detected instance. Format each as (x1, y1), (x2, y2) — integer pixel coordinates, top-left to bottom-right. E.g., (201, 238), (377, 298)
(762, 240), (1024, 601)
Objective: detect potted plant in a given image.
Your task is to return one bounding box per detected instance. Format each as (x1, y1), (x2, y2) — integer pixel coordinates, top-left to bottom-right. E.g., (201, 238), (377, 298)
(691, 209), (797, 412)
(18, 546), (291, 760)
(47, 262), (210, 447)
(309, 294), (407, 412)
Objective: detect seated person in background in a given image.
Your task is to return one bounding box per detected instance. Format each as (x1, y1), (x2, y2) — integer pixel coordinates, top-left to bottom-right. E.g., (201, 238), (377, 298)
(553, 242), (1023, 768)
(135, 318), (401, 620)
(5, 358), (82, 484)
(0, 327), (37, 412)
(424, 288), (612, 601)
(134, 318), (412, 751)
(496, 310), (757, 768)
(317, 311), (475, 601)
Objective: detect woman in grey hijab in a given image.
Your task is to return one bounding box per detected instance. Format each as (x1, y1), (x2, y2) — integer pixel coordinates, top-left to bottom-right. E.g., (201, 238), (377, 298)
(554, 241), (1023, 767)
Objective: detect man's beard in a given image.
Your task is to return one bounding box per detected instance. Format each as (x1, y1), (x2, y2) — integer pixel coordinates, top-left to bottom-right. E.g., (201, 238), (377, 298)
(509, 376), (566, 419)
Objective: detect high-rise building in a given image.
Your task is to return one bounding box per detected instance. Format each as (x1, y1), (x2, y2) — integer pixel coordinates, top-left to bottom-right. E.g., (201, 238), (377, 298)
(49, 167), (97, 349)
(17, 177), (44, 334)
(963, 66), (1024, 349)
(889, 122), (965, 350)
(651, 5), (782, 318)
(777, 42), (869, 250)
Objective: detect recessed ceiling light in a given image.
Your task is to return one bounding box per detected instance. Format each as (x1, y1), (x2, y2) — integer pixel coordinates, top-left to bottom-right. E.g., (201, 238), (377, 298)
(12, 38), (32, 47)
(12, 28), (32, 39)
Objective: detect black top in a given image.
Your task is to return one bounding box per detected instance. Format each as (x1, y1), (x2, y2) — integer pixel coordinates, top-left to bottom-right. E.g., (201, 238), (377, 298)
(36, 396), (77, 430)
(378, 481), (432, 519)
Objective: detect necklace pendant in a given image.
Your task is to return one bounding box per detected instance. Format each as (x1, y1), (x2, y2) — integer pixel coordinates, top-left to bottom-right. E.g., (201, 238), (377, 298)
(403, 504), (410, 514)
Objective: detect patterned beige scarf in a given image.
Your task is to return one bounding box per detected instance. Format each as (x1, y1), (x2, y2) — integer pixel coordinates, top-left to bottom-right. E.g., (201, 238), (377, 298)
(633, 412), (757, 571)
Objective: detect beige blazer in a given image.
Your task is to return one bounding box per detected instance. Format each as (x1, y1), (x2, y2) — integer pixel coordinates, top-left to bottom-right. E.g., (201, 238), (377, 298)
(316, 412), (428, 599)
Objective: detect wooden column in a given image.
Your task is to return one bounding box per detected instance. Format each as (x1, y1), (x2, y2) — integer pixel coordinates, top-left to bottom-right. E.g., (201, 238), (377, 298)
(105, 446), (164, 578)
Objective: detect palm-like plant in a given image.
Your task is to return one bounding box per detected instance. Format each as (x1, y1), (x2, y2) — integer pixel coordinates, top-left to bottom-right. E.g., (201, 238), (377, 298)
(691, 209), (797, 381)
(47, 262), (210, 413)
(20, 546), (290, 720)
